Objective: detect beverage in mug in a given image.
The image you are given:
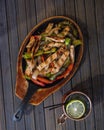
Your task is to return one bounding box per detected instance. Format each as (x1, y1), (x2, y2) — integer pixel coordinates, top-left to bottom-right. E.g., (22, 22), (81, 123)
(65, 99), (85, 119)
(58, 91), (92, 124)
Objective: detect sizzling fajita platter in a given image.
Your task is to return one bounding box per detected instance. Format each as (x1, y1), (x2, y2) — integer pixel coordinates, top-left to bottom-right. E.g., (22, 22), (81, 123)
(15, 16), (84, 106)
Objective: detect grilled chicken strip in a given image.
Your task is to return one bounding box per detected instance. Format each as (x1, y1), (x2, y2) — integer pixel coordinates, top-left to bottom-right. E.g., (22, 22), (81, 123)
(46, 36), (65, 43)
(43, 42), (65, 51)
(25, 59), (36, 76)
(48, 27), (59, 36)
(57, 26), (70, 38)
(70, 45), (75, 63)
(50, 50), (70, 74)
(26, 36), (35, 52)
(45, 23), (54, 33)
(36, 47), (65, 71)
(37, 52), (57, 71)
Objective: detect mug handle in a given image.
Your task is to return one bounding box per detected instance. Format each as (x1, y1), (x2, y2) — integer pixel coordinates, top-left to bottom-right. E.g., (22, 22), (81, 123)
(57, 114), (67, 124)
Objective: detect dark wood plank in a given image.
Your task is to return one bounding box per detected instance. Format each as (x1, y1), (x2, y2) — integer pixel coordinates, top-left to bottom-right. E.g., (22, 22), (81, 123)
(25, 0), (37, 31)
(0, 53), (6, 130)
(53, 91), (64, 130)
(33, 105), (45, 130)
(64, 0), (76, 19)
(15, 0), (28, 46)
(44, 96), (56, 130)
(84, 0), (100, 76)
(84, 0), (104, 130)
(54, 0), (65, 15)
(0, 0), (16, 130)
(4, 0), (20, 129)
(95, 0), (104, 75)
(24, 107), (36, 130)
(74, 0), (95, 130)
(5, 0), (19, 86)
(35, 0), (46, 22)
(95, 1), (104, 125)
(45, 0), (55, 17)
(93, 0), (104, 129)
(13, 0), (28, 129)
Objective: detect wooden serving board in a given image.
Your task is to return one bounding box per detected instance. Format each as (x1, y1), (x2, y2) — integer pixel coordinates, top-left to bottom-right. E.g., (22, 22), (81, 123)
(15, 16), (84, 105)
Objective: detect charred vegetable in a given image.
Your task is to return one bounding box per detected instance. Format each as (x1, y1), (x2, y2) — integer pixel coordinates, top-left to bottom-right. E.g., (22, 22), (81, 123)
(23, 20), (82, 86)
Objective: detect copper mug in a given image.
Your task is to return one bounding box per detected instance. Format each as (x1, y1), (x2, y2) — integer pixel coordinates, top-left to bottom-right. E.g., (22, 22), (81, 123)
(58, 91), (92, 124)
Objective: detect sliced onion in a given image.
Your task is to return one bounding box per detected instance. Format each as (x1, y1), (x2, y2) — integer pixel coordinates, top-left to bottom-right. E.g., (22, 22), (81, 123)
(46, 36), (65, 43)
(32, 70), (39, 79)
(70, 45), (75, 63)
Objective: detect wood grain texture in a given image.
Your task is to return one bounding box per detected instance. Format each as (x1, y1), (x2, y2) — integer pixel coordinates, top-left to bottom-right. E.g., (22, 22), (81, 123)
(0, 0), (104, 130)
(0, 53), (6, 130)
(54, 0), (65, 15)
(95, 1), (104, 129)
(85, 1), (103, 130)
(74, 1), (95, 130)
(0, 0), (16, 130)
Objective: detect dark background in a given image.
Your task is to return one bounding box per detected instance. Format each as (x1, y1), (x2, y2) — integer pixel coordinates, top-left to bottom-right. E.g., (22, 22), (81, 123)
(0, 0), (104, 130)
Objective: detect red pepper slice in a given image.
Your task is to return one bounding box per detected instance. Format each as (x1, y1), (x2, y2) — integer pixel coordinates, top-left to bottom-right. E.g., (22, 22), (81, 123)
(37, 76), (53, 84)
(50, 62), (54, 68)
(56, 64), (74, 80)
(31, 64), (73, 86)
(34, 35), (41, 40)
(41, 56), (45, 62)
(31, 78), (45, 87)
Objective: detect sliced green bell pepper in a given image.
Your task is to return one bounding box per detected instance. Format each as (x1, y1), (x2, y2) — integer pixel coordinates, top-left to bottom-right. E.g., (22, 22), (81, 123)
(65, 38), (71, 45)
(73, 40), (82, 47)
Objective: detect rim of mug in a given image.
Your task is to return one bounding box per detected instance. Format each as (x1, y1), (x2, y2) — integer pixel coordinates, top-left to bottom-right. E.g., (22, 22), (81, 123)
(62, 91), (92, 121)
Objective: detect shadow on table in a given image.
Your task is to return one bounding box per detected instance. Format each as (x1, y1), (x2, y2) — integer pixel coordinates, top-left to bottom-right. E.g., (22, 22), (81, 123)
(25, 74), (104, 115)
(69, 74), (104, 105)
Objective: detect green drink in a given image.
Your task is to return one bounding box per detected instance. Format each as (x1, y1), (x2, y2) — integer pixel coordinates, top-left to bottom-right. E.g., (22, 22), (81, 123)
(65, 100), (85, 119)
(58, 91), (92, 124)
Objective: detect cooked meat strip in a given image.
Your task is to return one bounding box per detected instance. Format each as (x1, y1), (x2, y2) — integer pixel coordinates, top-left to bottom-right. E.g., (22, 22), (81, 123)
(37, 52), (57, 71)
(36, 47), (66, 71)
(25, 59), (36, 76)
(50, 50), (69, 74)
(48, 42), (65, 48)
(70, 45), (75, 63)
(26, 36), (35, 52)
(48, 27), (59, 36)
(62, 26), (70, 36)
(43, 42), (65, 51)
(31, 39), (40, 60)
(45, 23), (54, 33)
(46, 36), (65, 43)
(57, 26), (70, 38)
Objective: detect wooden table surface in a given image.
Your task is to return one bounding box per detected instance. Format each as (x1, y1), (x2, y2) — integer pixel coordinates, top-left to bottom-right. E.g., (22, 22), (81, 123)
(0, 0), (104, 130)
